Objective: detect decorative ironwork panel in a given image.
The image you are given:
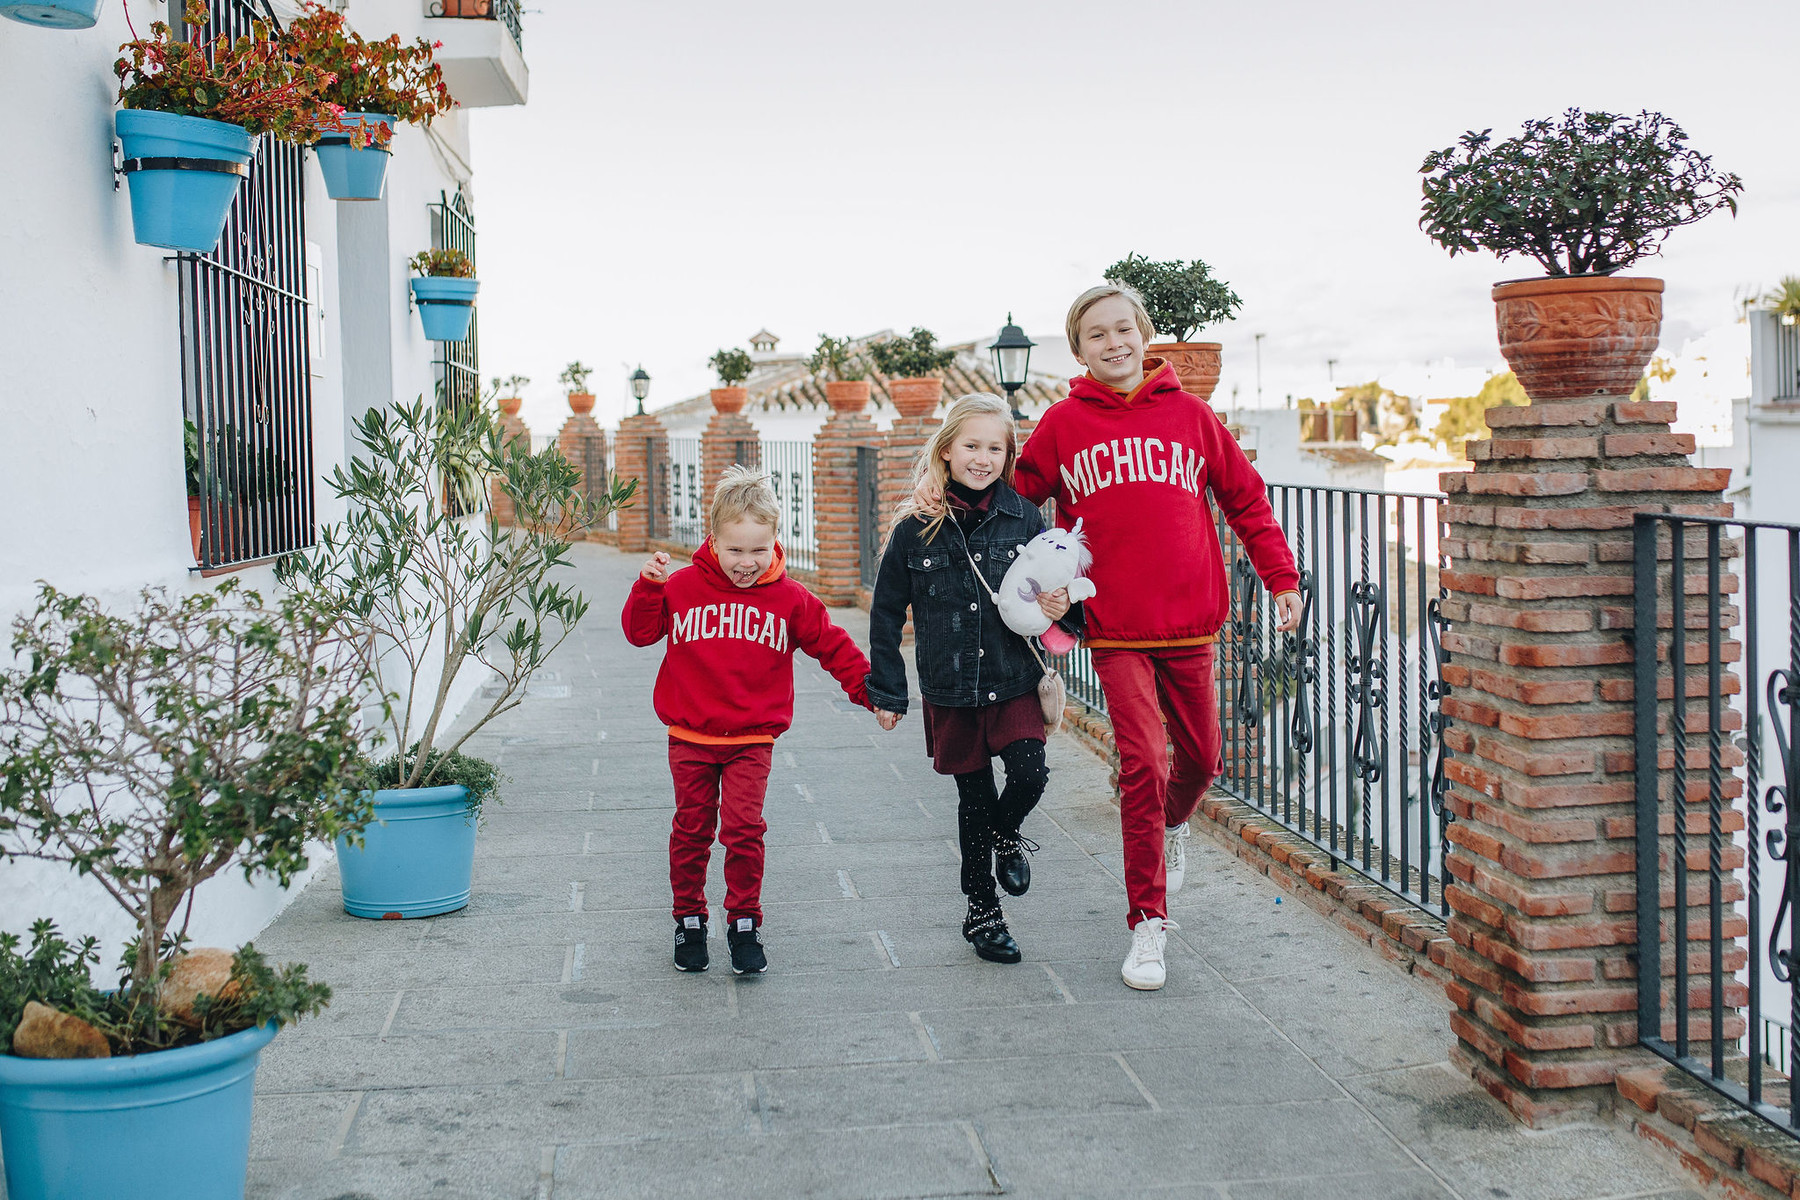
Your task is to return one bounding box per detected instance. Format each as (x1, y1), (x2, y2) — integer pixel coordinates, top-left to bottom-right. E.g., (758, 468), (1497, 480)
(857, 447), (879, 589)
(761, 440), (816, 572)
(429, 190), (479, 417)
(665, 437), (703, 548)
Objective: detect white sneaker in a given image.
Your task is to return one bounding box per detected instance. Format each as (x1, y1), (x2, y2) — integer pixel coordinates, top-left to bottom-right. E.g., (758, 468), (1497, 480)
(1122, 917), (1178, 990)
(1164, 822), (1191, 895)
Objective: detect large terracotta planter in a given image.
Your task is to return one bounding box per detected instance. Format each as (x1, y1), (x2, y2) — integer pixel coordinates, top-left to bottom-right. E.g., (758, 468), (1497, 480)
(1492, 276), (1663, 401)
(566, 391), (595, 416)
(824, 380), (870, 415)
(497, 394), (523, 417)
(1148, 342), (1222, 401)
(888, 377), (942, 419)
(710, 386), (748, 415)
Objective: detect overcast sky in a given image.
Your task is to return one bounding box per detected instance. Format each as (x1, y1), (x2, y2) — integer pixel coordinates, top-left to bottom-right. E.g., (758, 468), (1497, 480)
(467, 0), (1800, 434)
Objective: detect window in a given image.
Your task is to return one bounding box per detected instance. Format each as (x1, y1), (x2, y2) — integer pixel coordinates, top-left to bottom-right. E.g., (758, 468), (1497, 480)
(430, 190), (480, 416)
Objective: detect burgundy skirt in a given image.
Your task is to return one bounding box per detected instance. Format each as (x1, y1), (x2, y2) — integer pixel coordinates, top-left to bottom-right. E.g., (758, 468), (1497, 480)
(921, 689), (1046, 776)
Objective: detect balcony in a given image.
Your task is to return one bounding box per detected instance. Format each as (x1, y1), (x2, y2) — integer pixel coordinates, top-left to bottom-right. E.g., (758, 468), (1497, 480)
(425, 0), (528, 107)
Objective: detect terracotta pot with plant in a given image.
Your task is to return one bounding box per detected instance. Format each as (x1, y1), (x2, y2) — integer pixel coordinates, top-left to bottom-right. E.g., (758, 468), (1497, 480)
(810, 334), (871, 414)
(1101, 253), (1242, 401)
(559, 361), (595, 414)
(490, 373), (528, 418)
(708, 347), (754, 412)
(870, 327), (956, 418)
(1420, 108), (1742, 401)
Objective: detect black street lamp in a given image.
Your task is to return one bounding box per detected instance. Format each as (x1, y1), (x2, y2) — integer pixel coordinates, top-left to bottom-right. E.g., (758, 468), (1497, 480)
(988, 315), (1035, 422)
(630, 365), (651, 416)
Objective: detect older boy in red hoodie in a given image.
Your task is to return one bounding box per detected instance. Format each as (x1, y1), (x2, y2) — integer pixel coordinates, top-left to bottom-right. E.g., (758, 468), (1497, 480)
(1014, 283), (1301, 991)
(624, 465), (873, 974)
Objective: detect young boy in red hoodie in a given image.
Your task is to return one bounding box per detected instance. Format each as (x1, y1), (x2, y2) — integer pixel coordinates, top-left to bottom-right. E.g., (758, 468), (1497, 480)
(1014, 283), (1302, 991)
(623, 465), (873, 974)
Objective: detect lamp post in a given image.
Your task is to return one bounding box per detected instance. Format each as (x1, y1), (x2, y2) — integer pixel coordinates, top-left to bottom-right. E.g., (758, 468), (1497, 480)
(629, 365), (651, 416)
(988, 315), (1035, 422)
(1254, 333), (1266, 407)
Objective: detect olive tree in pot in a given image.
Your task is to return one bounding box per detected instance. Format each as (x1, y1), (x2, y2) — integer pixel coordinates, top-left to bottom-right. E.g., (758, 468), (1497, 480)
(0, 580), (371, 1200)
(1101, 254), (1242, 401)
(869, 327), (956, 418)
(809, 333), (871, 414)
(278, 397), (636, 920)
(708, 347), (754, 413)
(1420, 108), (1742, 400)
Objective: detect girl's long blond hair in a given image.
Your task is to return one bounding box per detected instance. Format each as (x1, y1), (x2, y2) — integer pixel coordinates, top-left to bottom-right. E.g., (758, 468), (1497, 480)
(892, 392), (1018, 544)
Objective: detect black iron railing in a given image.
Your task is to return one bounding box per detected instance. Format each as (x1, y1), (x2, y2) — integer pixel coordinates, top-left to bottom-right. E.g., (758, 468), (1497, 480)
(180, 0), (315, 570)
(857, 447), (879, 589)
(1634, 512), (1800, 1137)
(429, 190), (479, 417)
(1216, 484), (1453, 914)
(426, 0), (522, 49)
(763, 440), (816, 571)
(666, 437), (703, 548)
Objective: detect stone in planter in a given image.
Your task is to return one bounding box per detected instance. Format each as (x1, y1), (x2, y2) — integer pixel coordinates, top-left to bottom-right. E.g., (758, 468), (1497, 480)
(1492, 276), (1663, 401)
(11, 1003), (109, 1060)
(159, 948), (239, 1024)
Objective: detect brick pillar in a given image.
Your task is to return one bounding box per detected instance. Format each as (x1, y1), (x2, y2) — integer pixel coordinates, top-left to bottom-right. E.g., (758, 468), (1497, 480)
(700, 386), (758, 540)
(813, 381), (878, 606)
(490, 398), (530, 528)
(614, 411), (667, 553)
(1438, 396), (1736, 1126)
(879, 378), (943, 542)
(553, 400), (608, 541)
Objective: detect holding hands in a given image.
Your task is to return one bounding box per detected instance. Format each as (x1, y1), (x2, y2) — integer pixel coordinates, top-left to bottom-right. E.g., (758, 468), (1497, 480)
(640, 552), (673, 583)
(875, 709), (902, 731)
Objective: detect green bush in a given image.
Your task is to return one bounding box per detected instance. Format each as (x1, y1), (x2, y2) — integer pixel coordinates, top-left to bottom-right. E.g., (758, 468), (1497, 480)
(868, 328), (955, 379)
(366, 745), (502, 818)
(709, 348), (754, 386)
(1102, 254), (1242, 342)
(807, 334), (867, 383)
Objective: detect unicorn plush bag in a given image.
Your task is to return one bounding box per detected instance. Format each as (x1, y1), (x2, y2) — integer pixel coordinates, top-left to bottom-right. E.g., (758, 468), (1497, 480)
(997, 518), (1096, 656)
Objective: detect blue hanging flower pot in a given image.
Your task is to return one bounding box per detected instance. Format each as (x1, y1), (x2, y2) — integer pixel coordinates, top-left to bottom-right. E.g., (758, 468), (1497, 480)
(115, 109), (254, 253)
(0, 0), (102, 28)
(336, 785), (479, 918)
(314, 112), (396, 201)
(411, 277), (480, 342)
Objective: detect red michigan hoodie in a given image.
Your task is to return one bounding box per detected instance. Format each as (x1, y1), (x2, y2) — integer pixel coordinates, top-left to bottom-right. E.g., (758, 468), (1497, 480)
(1014, 359), (1300, 644)
(622, 540), (871, 742)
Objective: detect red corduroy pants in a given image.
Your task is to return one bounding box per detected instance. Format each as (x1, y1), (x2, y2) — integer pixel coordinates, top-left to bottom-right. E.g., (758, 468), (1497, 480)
(667, 738), (773, 925)
(1091, 643), (1223, 927)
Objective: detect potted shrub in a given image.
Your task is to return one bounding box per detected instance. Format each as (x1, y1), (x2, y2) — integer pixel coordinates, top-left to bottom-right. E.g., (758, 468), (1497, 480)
(489, 373), (529, 418)
(0, 580), (372, 1200)
(559, 360), (595, 415)
(284, 3), (451, 202)
(869, 327), (956, 418)
(1420, 108), (1743, 400)
(707, 347), (754, 413)
(277, 397), (636, 919)
(409, 247), (478, 342)
(809, 333), (870, 414)
(1101, 253), (1242, 401)
(113, 2), (342, 253)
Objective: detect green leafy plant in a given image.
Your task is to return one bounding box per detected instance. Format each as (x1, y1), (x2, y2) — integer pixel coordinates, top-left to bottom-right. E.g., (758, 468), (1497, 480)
(368, 745), (501, 816)
(191, 420), (294, 506)
(558, 361), (593, 395)
(709, 348), (754, 386)
(282, 2), (450, 148)
(1102, 254), (1243, 343)
(1764, 277), (1800, 321)
(277, 398), (637, 800)
(487, 374), (530, 401)
(115, 1), (345, 143)
(807, 334), (868, 383)
(0, 580), (375, 1004)
(183, 418), (202, 499)
(1419, 109), (1743, 277)
(409, 248), (474, 278)
(868, 328), (955, 379)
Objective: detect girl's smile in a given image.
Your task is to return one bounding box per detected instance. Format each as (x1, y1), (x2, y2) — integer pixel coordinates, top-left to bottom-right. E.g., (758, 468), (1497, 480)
(941, 413), (1012, 491)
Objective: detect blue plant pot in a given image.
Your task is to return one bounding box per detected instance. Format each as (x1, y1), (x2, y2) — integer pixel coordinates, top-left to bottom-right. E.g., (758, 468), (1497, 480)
(314, 112), (395, 201)
(115, 109), (254, 253)
(337, 785), (477, 919)
(0, 0), (102, 27)
(411, 276), (480, 342)
(0, 1021), (276, 1200)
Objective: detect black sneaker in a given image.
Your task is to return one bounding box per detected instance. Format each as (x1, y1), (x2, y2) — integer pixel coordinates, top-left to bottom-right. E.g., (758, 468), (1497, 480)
(726, 917), (767, 974)
(994, 831), (1038, 897)
(673, 914), (709, 972)
(962, 899), (1022, 964)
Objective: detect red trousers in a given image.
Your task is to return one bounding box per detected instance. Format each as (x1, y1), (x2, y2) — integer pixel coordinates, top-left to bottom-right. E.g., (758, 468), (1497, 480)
(1091, 643), (1222, 927)
(667, 738), (773, 925)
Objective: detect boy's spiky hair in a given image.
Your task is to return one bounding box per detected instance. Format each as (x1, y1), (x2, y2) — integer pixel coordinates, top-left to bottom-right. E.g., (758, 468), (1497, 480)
(1065, 282), (1156, 356)
(710, 463), (781, 534)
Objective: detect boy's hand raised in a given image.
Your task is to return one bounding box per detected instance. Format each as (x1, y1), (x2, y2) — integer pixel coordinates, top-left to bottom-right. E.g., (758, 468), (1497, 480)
(640, 552), (673, 583)
(874, 709), (903, 731)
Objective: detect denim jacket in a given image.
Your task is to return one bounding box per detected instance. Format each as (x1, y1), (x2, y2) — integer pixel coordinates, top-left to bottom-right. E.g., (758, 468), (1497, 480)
(866, 482), (1078, 713)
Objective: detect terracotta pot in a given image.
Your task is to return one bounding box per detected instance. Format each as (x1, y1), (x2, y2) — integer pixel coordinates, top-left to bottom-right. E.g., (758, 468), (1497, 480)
(888, 377), (942, 420)
(710, 386), (748, 415)
(1147, 342), (1222, 401)
(824, 380), (870, 415)
(497, 394), (523, 417)
(439, 0), (491, 14)
(186, 496), (202, 561)
(567, 391), (595, 416)
(1492, 276), (1663, 401)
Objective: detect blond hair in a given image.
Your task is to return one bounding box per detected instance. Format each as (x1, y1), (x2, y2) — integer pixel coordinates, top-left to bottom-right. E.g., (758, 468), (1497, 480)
(710, 463), (780, 534)
(892, 392), (1017, 543)
(1065, 282), (1155, 356)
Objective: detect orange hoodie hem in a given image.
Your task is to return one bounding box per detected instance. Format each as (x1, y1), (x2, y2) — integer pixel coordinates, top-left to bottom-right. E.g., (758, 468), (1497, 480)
(667, 726), (776, 746)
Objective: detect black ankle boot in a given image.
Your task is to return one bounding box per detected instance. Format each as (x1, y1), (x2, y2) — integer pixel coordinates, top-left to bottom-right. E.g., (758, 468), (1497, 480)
(962, 900), (1022, 964)
(993, 831), (1038, 897)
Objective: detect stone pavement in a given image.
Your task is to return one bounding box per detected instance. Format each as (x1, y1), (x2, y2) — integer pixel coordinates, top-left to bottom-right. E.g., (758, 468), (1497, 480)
(244, 542), (1703, 1200)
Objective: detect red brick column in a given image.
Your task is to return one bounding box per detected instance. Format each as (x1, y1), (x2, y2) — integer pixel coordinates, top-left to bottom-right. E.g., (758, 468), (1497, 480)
(553, 408), (608, 541)
(1437, 397), (1738, 1126)
(812, 382), (878, 606)
(700, 387), (759, 540)
(614, 411), (667, 553)
(878, 378), (944, 543)
(489, 400), (530, 528)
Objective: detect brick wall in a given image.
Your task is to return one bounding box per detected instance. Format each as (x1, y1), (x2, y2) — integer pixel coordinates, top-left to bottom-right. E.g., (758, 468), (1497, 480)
(700, 402), (760, 541)
(811, 386), (878, 606)
(613, 413), (667, 553)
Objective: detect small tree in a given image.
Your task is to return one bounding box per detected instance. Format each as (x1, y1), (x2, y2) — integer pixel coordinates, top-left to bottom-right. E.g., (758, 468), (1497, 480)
(807, 334), (868, 383)
(1102, 253), (1243, 342)
(709, 348), (754, 386)
(486, 374), (530, 401)
(1435, 372), (1529, 449)
(1419, 109), (1743, 277)
(0, 581), (371, 1017)
(868, 328), (956, 379)
(277, 398), (635, 806)
(558, 361), (593, 395)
